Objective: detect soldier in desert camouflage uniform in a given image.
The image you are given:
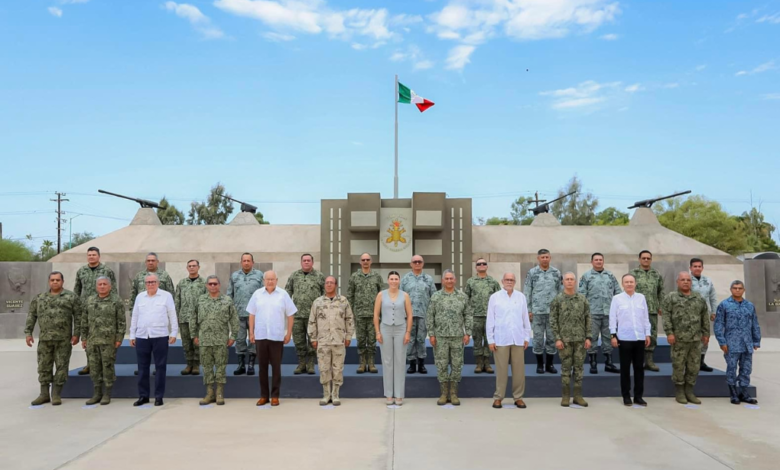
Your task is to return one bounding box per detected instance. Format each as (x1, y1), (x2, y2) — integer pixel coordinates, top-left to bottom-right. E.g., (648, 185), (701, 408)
(174, 259), (207, 376)
(551, 272), (592, 407)
(465, 258), (500, 374)
(285, 253), (325, 375)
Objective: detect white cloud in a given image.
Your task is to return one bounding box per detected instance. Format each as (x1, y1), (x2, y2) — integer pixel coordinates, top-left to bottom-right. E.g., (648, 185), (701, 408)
(389, 45), (434, 70)
(414, 60), (434, 70)
(540, 80), (622, 109)
(48, 6), (63, 17)
(695, 64), (707, 71)
(735, 60), (778, 76)
(735, 70), (748, 76)
(263, 31), (296, 42)
(763, 93), (780, 100)
(445, 44), (475, 70)
(600, 33), (618, 40)
(625, 83), (643, 93)
(165, 2), (225, 39)
(757, 12), (780, 24)
(662, 82), (679, 89)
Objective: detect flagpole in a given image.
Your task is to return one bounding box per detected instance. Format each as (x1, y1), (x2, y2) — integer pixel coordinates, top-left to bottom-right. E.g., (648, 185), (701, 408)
(394, 74), (399, 199)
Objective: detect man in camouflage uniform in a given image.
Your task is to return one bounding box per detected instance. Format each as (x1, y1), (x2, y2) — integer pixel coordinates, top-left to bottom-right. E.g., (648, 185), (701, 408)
(227, 252), (264, 376)
(715, 280), (761, 405)
(130, 252), (175, 376)
(285, 253), (325, 375)
(73, 246), (117, 376)
(578, 252), (621, 374)
(347, 253), (384, 374)
(465, 257), (501, 374)
(662, 272), (710, 405)
(174, 259), (207, 376)
(631, 250), (665, 372)
(551, 272), (592, 407)
(400, 255), (437, 374)
(523, 249), (563, 374)
(25, 272), (82, 406)
(309, 276), (355, 406)
(427, 270), (472, 406)
(81, 276), (125, 405)
(193, 275), (239, 406)
(690, 258), (718, 372)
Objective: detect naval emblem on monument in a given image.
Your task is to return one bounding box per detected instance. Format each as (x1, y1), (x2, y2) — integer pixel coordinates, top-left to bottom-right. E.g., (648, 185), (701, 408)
(384, 217), (409, 251)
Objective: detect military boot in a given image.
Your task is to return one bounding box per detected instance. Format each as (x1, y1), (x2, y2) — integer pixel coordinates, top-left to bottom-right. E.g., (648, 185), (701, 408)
(604, 354), (619, 374)
(450, 382), (461, 406)
(294, 357), (306, 375)
(191, 360), (200, 376)
(474, 356), (484, 374)
(357, 355), (367, 374)
(561, 384), (571, 407)
(684, 384), (701, 405)
(100, 386), (112, 405)
(78, 365), (90, 376)
(233, 356), (246, 376)
(199, 384), (216, 405)
(407, 359), (417, 374)
(699, 355), (713, 372)
(589, 353), (598, 374)
(332, 384), (341, 406)
(535, 354), (544, 374)
(367, 355), (378, 373)
(86, 385), (103, 405)
(216, 384), (225, 406)
(573, 386), (588, 407)
(51, 385), (63, 406)
(738, 386), (758, 405)
(437, 382), (450, 406)
(417, 359), (427, 374)
(644, 351), (659, 372)
(320, 382), (331, 406)
(31, 384), (50, 406)
(545, 354), (558, 374)
(246, 355), (255, 376)
(674, 384), (688, 404)
(306, 356), (316, 375)
(181, 362), (193, 375)
(484, 357), (494, 374)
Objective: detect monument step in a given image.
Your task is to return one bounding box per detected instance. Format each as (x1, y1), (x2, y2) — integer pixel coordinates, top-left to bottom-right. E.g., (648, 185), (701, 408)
(60, 363), (749, 399)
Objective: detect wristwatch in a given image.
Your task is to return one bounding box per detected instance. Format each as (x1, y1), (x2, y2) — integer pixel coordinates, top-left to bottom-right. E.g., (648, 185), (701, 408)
(611, 334), (617, 339)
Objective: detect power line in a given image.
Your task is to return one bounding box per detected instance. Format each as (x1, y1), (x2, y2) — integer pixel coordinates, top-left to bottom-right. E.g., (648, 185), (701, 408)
(50, 192), (68, 254)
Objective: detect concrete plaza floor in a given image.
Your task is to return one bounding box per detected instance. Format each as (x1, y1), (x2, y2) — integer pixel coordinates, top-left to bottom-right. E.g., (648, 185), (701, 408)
(1, 339), (779, 470)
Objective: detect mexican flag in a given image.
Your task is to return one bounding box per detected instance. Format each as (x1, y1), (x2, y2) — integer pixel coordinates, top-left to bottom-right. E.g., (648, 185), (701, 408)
(398, 82), (435, 112)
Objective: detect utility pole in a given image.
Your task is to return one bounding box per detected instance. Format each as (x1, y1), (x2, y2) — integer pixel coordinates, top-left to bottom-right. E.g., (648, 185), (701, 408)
(50, 192), (69, 254)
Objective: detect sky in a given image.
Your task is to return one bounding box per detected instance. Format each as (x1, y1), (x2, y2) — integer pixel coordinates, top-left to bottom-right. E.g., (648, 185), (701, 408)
(1, 0), (779, 249)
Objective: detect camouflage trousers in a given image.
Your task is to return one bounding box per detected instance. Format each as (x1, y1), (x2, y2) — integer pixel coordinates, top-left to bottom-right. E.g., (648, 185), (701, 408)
(406, 317), (427, 361)
(588, 316), (612, 355)
(472, 317), (492, 359)
(724, 351), (753, 387)
(702, 319), (714, 353)
(560, 342), (586, 390)
(200, 345), (228, 385)
(355, 317), (376, 357)
(235, 317), (255, 359)
(531, 314), (557, 356)
(317, 344), (346, 386)
(179, 322), (199, 363)
(646, 314), (658, 352)
(87, 343), (117, 387)
(671, 341), (701, 386)
(37, 339), (72, 386)
(433, 336), (464, 383)
(292, 317), (315, 361)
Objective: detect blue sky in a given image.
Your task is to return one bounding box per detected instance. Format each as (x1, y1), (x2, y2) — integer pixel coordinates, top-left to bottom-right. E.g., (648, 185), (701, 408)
(1, 0), (779, 248)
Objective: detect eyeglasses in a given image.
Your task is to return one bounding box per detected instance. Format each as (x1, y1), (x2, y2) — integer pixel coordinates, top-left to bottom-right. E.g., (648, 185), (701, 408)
(504, 279), (516, 282)
(640, 257), (652, 261)
(476, 262), (487, 266)
(207, 283), (219, 286)
(145, 281), (158, 285)
(412, 260), (423, 264)
(360, 259), (371, 262)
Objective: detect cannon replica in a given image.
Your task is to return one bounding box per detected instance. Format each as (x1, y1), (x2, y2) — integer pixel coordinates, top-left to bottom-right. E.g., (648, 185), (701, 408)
(98, 190), (161, 209)
(628, 190), (691, 209)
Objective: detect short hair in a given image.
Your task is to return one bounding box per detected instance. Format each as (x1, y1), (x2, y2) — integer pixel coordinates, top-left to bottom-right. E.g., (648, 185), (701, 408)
(301, 253), (314, 262)
(96, 276), (112, 285)
(388, 271), (400, 279)
(206, 275), (220, 284)
(325, 275), (338, 285)
(87, 247), (100, 255)
(361, 252), (372, 259)
(146, 252), (158, 260)
(145, 273), (159, 280)
(537, 249), (550, 255)
(443, 269), (456, 278)
(563, 272), (576, 279)
(730, 280), (744, 288)
(502, 272), (516, 281)
(187, 259), (200, 266)
(591, 252), (604, 261)
(638, 250), (652, 259)
(49, 271), (64, 282)
(677, 271), (691, 281)
(475, 257), (486, 264)
(690, 257), (703, 267)
(621, 273), (636, 282)
(241, 252), (254, 262)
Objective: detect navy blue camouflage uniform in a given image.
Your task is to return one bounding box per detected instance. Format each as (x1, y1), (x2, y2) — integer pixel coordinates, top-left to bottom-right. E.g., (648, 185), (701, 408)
(714, 297), (761, 388)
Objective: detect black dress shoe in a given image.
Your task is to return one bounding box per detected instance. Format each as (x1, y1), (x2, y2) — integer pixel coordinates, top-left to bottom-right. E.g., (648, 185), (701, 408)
(418, 361), (427, 374)
(133, 397), (150, 407)
(633, 397), (647, 407)
(154, 398), (164, 406)
(623, 396), (632, 406)
(134, 369), (139, 376)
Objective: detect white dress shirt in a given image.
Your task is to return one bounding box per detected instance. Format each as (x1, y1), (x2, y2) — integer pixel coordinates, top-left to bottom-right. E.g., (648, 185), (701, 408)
(609, 292), (651, 341)
(246, 287), (297, 341)
(486, 289), (531, 346)
(130, 290), (178, 340)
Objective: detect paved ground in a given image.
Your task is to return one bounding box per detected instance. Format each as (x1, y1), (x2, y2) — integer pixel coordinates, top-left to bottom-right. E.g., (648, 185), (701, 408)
(1, 339), (779, 470)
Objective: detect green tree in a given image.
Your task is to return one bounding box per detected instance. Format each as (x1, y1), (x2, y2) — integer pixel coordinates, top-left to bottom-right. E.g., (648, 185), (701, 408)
(187, 183), (234, 225)
(594, 207), (630, 226)
(655, 196), (750, 255)
(254, 212), (270, 225)
(509, 196), (534, 225)
(69, 231), (95, 249)
(29, 238), (58, 261)
(485, 216), (516, 225)
(736, 207), (780, 252)
(157, 197), (185, 225)
(0, 238), (34, 261)
(550, 176), (599, 225)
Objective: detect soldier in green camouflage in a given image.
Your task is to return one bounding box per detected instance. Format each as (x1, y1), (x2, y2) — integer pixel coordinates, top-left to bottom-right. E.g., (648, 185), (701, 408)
(523, 249), (563, 374)
(663, 272), (710, 405)
(73, 247), (117, 376)
(347, 253), (384, 374)
(690, 258), (718, 372)
(25, 272), (82, 406)
(81, 276), (125, 405)
(427, 270), (472, 406)
(578, 252), (621, 374)
(227, 252), (264, 375)
(285, 253), (325, 375)
(174, 259), (207, 376)
(465, 258), (500, 374)
(399, 255), (437, 374)
(309, 276), (355, 406)
(630, 250), (665, 372)
(193, 275), (239, 406)
(551, 272), (592, 407)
